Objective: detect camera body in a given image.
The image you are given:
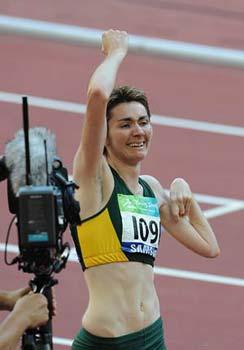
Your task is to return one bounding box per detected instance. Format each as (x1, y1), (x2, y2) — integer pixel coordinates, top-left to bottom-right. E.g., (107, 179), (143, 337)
(1, 122), (81, 275)
(12, 159), (80, 275)
(18, 185), (63, 249)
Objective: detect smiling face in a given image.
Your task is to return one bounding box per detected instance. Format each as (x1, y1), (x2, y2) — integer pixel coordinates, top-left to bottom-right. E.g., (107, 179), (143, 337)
(105, 101), (153, 165)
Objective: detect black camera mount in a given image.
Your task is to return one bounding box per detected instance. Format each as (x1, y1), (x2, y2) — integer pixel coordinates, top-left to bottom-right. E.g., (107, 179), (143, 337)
(22, 275), (58, 350)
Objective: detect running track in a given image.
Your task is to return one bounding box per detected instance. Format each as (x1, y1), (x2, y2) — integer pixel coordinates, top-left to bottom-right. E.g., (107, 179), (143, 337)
(0, 1), (244, 349)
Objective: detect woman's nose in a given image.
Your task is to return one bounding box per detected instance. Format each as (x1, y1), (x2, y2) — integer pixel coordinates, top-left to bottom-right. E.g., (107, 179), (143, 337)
(132, 123), (144, 135)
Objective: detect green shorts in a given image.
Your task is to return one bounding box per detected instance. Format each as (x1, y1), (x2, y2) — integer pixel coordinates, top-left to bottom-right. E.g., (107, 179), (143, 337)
(72, 317), (167, 350)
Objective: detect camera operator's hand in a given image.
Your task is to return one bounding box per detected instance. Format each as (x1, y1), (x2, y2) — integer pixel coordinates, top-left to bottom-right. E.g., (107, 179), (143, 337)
(13, 292), (49, 328)
(0, 286), (31, 311)
(0, 286), (57, 316)
(0, 293), (49, 350)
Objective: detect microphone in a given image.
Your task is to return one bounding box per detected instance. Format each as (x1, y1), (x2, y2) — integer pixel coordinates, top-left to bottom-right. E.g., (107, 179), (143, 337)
(5, 127), (57, 195)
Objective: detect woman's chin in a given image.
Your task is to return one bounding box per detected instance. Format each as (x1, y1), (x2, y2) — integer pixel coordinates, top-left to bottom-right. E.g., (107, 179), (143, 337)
(125, 151), (147, 164)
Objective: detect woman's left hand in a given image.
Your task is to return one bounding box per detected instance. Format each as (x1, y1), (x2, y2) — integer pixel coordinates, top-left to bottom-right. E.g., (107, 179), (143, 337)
(169, 178), (192, 222)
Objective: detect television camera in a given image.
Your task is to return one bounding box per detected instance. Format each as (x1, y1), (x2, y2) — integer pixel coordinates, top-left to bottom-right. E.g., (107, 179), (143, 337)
(0, 97), (81, 349)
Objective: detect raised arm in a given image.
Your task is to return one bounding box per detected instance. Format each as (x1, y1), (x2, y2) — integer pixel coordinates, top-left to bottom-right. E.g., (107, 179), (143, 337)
(73, 30), (128, 185)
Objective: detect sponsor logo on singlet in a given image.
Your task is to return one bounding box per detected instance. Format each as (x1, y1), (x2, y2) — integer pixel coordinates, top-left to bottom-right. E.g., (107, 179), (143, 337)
(118, 194), (161, 258)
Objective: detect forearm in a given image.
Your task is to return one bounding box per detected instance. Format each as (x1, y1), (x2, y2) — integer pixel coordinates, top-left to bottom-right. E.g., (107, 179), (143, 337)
(88, 51), (126, 99)
(161, 202), (220, 258)
(0, 311), (29, 350)
(188, 197), (220, 256)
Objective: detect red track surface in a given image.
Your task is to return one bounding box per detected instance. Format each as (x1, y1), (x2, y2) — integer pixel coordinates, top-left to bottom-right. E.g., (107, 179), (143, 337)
(1, 1), (244, 349)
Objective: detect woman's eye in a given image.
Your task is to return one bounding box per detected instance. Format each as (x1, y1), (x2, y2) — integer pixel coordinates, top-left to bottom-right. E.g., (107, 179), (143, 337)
(121, 124), (130, 128)
(140, 121), (149, 126)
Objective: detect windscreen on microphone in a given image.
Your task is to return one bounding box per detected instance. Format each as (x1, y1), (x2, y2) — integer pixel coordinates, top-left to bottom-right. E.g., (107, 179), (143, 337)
(5, 127), (57, 195)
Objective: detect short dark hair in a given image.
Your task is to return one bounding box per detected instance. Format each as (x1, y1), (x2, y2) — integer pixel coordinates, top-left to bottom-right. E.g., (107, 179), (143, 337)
(106, 86), (151, 121)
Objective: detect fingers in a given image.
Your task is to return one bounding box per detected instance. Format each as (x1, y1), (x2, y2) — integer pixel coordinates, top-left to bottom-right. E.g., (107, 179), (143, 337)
(20, 286), (32, 297)
(169, 179), (192, 222)
(170, 192), (185, 222)
(28, 294), (49, 328)
(169, 192), (179, 221)
(176, 194), (185, 216)
(13, 292), (49, 328)
(171, 194), (192, 219)
(27, 293), (49, 328)
(184, 195), (192, 217)
(102, 29), (128, 56)
(169, 201), (180, 222)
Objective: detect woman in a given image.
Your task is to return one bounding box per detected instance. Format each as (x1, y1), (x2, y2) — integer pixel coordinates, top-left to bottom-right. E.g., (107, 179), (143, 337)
(71, 30), (220, 350)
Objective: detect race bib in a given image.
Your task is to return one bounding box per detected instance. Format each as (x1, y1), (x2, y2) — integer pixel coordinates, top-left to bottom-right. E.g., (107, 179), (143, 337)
(118, 194), (161, 258)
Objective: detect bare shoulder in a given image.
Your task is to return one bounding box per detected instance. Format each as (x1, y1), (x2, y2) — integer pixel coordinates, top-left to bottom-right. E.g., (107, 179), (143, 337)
(140, 175), (161, 190)
(74, 158), (114, 219)
(140, 175), (169, 206)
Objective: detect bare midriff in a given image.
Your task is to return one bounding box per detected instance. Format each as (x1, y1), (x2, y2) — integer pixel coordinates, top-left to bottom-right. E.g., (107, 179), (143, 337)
(82, 261), (160, 337)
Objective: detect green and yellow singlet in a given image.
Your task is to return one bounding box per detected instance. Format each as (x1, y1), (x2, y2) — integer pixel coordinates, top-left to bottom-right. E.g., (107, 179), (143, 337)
(71, 167), (162, 270)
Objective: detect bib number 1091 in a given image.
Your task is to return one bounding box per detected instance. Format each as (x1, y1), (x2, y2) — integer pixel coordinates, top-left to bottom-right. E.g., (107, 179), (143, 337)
(132, 215), (160, 245)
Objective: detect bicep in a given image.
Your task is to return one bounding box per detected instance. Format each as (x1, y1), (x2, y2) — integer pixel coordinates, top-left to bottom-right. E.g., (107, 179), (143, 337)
(74, 91), (108, 181)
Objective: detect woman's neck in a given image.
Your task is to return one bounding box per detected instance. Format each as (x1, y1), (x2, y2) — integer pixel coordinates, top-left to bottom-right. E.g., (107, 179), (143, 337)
(107, 156), (141, 192)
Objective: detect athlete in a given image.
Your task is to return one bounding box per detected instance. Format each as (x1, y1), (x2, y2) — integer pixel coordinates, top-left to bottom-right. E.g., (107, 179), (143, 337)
(71, 29), (220, 350)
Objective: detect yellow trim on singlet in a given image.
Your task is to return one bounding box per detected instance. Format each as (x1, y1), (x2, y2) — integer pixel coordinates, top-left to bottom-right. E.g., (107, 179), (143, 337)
(76, 207), (128, 268)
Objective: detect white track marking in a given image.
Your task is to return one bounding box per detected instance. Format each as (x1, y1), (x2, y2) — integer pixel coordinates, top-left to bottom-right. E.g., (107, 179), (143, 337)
(151, 114), (244, 137)
(204, 202), (244, 219)
(1, 91), (244, 137)
(164, 190), (244, 206)
(0, 18), (242, 347)
(153, 267), (244, 286)
(2, 245), (244, 349)
(0, 243), (19, 253)
(2, 244), (244, 287)
(0, 91), (86, 114)
(1, 15), (244, 69)
(53, 337), (72, 346)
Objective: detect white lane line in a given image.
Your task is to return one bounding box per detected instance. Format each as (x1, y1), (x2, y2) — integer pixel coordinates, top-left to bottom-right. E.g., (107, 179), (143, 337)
(204, 202), (244, 219)
(194, 193), (244, 206)
(154, 266), (244, 287)
(0, 91), (86, 114)
(152, 114), (244, 137)
(164, 190), (244, 206)
(1, 91), (244, 137)
(68, 182), (242, 206)
(53, 336), (72, 346)
(2, 244), (244, 287)
(1, 15), (244, 69)
(0, 243), (19, 253)
(32, 266), (244, 347)
(1, 253), (243, 349)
